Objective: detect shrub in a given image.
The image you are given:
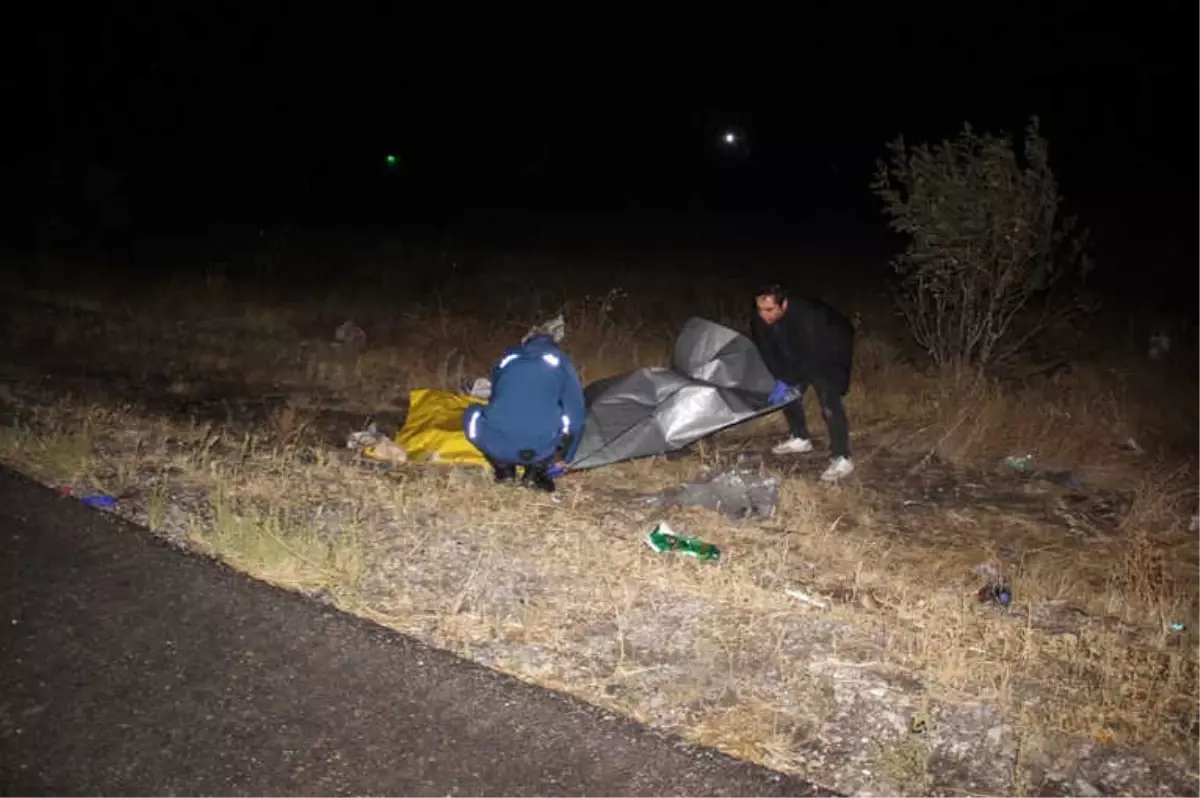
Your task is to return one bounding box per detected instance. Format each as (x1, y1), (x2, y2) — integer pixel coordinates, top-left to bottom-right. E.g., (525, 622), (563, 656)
(871, 116), (1093, 374)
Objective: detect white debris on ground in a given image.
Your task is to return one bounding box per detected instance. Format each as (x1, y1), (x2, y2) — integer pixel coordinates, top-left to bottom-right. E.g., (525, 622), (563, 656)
(334, 320), (366, 345)
(346, 422), (408, 463)
(522, 312), (566, 345)
(464, 378), (492, 399)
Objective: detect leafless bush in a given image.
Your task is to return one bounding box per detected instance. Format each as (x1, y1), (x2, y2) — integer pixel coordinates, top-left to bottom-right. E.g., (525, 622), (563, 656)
(871, 116), (1093, 375)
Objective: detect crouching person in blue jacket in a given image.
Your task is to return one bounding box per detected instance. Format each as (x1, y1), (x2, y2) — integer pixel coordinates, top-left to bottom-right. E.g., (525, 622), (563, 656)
(463, 331), (586, 493)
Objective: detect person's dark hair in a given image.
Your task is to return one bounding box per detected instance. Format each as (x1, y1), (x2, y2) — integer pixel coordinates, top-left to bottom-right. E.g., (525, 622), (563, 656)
(755, 284), (788, 304)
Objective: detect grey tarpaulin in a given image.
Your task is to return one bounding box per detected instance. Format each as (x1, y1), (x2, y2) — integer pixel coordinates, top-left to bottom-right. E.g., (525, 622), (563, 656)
(568, 317), (780, 470)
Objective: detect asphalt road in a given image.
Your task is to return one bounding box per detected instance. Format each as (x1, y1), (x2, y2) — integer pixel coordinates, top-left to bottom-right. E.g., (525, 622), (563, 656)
(0, 467), (833, 796)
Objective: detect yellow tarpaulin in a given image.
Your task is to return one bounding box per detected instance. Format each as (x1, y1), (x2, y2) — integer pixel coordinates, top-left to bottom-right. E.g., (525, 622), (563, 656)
(392, 388), (489, 467)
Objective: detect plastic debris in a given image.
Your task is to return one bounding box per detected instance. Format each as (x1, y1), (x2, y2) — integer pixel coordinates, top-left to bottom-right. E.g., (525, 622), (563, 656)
(971, 563), (1001, 579)
(80, 494), (117, 509)
(522, 313), (566, 345)
(346, 423), (408, 464)
(1169, 622), (1186, 632)
(642, 466), (779, 520)
(645, 522), (720, 561)
(460, 377), (492, 400)
(974, 563), (1012, 607)
(346, 422), (381, 450)
(334, 320), (366, 345)
(1148, 332), (1171, 360)
(364, 438), (408, 463)
(1002, 453), (1035, 472)
(978, 583), (1013, 607)
(1121, 437), (1145, 455)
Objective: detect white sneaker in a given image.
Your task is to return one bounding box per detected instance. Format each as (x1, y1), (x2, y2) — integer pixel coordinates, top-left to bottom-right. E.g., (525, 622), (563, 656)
(772, 437), (814, 455)
(820, 456), (855, 483)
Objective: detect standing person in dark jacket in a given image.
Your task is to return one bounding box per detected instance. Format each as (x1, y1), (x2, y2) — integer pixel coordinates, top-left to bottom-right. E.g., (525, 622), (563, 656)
(463, 329), (586, 493)
(750, 284), (856, 482)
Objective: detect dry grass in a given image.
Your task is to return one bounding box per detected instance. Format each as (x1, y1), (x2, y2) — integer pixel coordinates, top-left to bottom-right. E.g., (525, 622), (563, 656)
(0, 257), (1196, 796)
(192, 481), (367, 599)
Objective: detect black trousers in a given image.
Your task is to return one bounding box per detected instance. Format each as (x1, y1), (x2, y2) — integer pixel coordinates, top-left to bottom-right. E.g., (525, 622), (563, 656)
(781, 379), (851, 458)
(486, 454), (553, 473)
(486, 454), (555, 493)
(485, 440), (565, 474)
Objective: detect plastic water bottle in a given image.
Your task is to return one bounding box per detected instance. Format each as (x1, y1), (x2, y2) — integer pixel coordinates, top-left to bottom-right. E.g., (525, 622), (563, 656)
(645, 522), (721, 561)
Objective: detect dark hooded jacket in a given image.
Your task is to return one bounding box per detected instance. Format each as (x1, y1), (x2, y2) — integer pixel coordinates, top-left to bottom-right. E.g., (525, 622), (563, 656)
(750, 295), (855, 395)
(462, 333), (587, 465)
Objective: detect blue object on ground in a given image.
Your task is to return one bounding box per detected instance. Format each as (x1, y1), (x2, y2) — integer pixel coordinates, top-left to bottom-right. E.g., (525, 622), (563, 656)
(979, 583), (1012, 607)
(81, 495), (117, 509)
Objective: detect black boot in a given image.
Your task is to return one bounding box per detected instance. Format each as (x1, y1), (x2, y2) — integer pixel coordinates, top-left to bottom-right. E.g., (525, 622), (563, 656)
(492, 462), (517, 484)
(522, 462), (556, 493)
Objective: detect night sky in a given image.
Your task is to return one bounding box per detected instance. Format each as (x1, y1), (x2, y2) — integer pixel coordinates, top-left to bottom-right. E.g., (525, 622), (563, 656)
(7, 1), (1197, 282)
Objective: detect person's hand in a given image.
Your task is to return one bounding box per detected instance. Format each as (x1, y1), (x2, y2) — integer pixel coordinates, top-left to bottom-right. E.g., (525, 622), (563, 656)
(768, 380), (794, 405)
(548, 463), (567, 478)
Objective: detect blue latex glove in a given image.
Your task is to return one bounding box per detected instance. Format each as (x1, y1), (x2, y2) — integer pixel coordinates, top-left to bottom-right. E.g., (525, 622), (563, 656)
(768, 380), (794, 405)
(547, 463), (567, 478)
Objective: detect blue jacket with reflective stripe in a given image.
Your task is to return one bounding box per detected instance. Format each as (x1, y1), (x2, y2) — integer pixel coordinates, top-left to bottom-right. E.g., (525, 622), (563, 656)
(463, 334), (586, 465)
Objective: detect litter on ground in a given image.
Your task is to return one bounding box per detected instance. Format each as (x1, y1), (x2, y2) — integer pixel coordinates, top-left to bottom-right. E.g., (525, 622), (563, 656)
(644, 521), (721, 561)
(641, 465), (780, 520)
